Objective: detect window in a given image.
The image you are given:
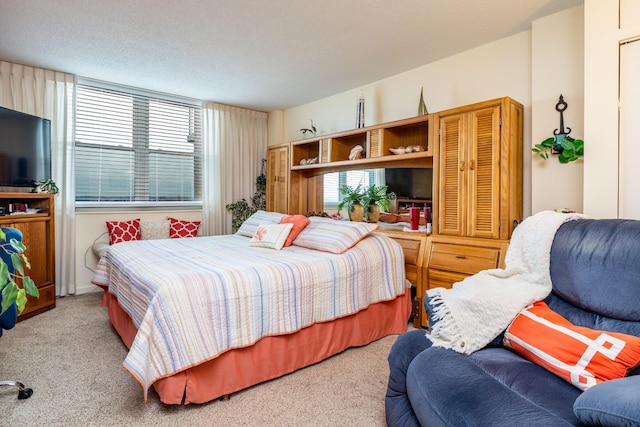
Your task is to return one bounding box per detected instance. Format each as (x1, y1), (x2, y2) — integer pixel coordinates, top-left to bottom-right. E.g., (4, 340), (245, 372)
(323, 169), (382, 209)
(75, 82), (202, 206)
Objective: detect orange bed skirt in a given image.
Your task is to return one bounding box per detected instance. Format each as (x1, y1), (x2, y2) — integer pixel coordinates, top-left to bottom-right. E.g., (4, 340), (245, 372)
(102, 288), (412, 405)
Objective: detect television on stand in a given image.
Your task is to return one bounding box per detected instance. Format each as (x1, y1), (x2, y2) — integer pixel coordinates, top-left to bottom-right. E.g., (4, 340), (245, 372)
(0, 106), (52, 190)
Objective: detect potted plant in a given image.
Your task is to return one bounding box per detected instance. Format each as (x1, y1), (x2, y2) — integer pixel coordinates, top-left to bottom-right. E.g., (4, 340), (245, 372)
(336, 184), (365, 222)
(532, 135), (584, 164)
(1, 228), (38, 315)
(226, 169), (266, 232)
(361, 184), (396, 223)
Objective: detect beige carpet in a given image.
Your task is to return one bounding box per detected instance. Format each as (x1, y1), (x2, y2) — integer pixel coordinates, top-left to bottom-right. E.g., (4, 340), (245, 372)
(0, 292), (410, 426)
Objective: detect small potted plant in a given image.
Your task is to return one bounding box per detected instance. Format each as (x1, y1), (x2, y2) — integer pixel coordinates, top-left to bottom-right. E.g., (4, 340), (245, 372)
(336, 184), (366, 222)
(361, 184), (396, 223)
(532, 135), (584, 164)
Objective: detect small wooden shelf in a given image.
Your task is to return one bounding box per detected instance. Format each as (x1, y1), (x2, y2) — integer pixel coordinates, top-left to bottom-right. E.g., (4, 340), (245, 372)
(289, 114), (433, 174)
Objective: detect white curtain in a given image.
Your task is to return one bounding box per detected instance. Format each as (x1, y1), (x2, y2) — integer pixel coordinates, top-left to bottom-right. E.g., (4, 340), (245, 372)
(0, 61), (77, 296)
(202, 102), (268, 236)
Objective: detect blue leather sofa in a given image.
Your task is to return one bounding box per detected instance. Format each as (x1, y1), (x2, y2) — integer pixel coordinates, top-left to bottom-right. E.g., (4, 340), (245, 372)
(386, 219), (640, 426)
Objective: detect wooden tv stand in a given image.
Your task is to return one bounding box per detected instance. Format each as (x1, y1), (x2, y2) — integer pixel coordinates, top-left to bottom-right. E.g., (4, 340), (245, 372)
(0, 192), (56, 320)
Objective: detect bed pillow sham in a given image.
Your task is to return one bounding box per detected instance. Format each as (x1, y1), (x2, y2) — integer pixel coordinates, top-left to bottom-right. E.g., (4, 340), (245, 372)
(278, 214), (311, 247)
(236, 210), (286, 237)
(503, 301), (640, 391)
(106, 219), (141, 245)
(249, 223), (293, 250)
(291, 217), (378, 254)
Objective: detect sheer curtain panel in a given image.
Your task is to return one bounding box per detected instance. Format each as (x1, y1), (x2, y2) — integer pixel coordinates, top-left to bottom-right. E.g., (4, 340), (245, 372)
(0, 61), (77, 296)
(202, 102), (268, 235)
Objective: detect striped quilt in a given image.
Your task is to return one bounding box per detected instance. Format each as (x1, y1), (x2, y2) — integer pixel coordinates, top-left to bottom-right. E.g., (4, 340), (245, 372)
(92, 231), (405, 399)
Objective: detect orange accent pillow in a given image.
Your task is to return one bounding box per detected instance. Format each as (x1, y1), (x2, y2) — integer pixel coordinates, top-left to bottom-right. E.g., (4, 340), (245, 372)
(106, 219), (141, 245)
(278, 214), (310, 247)
(503, 302), (640, 391)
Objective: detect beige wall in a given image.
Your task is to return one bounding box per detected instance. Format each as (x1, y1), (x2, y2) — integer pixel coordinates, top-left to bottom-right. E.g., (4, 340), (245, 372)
(269, 5), (589, 220)
(531, 6), (584, 214)
(279, 31), (532, 143)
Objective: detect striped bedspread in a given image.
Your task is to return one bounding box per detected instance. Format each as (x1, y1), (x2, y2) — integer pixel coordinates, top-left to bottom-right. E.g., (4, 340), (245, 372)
(92, 231), (406, 399)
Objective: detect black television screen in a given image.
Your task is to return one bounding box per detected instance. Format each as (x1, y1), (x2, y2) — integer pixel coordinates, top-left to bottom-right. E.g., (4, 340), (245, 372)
(0, 106), (52, 188)
(385, 168), (433, 199)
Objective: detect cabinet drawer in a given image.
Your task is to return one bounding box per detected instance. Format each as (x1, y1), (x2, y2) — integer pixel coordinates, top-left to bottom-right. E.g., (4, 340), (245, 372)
(19, 282), (55, 319)
(393, 237), (422, 265)
(427, 269), (468, 290)
(429, 243), (500, 275)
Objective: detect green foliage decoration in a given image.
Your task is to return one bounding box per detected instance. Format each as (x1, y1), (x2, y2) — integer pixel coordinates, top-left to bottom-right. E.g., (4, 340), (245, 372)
(361, 184), (396, 212)
(1, 229), (39, 315)
(226, 172), (267, 232)
(532, 136), (584, 164)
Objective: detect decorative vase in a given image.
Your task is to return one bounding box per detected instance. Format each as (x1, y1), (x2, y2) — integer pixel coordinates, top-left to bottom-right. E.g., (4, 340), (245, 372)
(356, 90), (365, 128)
(348, 203), (365, 222)
(366, 204), (380, 223)
(418, 87), (428, 116)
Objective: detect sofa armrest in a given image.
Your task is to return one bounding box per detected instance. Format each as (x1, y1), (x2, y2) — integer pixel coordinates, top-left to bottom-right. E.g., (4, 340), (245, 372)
(574, 375), (640, 426)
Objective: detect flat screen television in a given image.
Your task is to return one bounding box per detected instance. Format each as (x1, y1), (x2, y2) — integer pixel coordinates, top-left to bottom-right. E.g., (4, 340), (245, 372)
(0, 106), (52, 188)
(385, 168), (433, 199)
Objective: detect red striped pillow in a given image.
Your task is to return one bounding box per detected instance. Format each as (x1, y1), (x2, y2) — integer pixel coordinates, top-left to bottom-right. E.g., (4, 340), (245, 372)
(503, 302), (640, 391)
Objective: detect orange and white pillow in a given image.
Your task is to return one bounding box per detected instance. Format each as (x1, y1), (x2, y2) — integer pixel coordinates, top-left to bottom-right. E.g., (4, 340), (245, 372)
(504, 302), (640, 391)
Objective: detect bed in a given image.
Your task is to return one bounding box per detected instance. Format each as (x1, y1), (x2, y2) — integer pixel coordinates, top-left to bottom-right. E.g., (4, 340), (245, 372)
(92, 212), (412, 405)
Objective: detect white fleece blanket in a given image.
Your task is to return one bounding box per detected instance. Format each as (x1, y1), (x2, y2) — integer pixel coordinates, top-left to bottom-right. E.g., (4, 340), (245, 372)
(426, 210), (585, 354)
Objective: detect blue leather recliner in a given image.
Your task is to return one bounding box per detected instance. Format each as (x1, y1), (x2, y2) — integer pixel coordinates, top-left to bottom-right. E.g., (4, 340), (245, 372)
(0, 227), (33, 399)
(386, 219), (640, 426)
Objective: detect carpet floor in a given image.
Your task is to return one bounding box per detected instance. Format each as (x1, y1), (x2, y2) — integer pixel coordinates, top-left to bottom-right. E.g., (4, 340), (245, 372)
(0, 292), (409, 426)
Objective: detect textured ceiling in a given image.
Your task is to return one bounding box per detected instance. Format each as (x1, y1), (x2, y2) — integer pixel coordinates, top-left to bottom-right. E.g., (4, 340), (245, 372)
(0, 0), (583, 112)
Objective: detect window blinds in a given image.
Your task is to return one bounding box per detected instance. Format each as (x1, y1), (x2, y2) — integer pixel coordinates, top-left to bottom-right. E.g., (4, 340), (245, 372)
(324, 169), (381, 208)
(75, 83), (202, 205)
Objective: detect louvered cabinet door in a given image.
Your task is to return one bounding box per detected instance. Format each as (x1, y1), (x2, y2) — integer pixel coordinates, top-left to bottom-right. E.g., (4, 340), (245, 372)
(467, 106), (501, 239)
(437, 113), (467, 236)
(266, 144), (289, 213)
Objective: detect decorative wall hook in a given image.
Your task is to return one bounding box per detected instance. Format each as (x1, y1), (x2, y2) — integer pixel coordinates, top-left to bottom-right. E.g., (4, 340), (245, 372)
(552, 94), (571, 153)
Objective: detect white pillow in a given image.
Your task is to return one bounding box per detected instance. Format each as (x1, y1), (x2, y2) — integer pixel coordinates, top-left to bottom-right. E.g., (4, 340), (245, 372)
(249, 223), (293, 250)
(140, 220), (171, 240)
(236, 210), (286, 237)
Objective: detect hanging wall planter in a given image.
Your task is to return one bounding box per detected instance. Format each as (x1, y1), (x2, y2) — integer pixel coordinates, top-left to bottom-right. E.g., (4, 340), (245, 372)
(532, 95), (584, 164)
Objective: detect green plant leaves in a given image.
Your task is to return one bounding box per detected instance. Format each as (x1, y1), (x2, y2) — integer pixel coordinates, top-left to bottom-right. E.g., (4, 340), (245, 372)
(1, 234), (36, 315)
(532, 136), (584, 163)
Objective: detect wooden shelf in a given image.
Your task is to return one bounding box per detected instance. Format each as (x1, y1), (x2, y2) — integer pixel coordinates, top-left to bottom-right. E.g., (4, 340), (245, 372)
(289, 114), (433, 175)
